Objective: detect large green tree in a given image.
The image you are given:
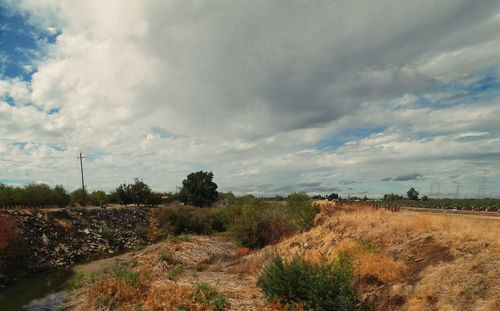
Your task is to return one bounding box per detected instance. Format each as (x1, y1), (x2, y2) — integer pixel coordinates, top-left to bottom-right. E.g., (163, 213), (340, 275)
(407, 187), (419, 200)
(179, 171), (218, 207)
(130, 178), (152, 206)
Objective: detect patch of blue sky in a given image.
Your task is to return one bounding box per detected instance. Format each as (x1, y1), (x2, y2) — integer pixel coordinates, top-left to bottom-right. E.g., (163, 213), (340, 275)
(86, 152), (109, 161)
(0, 5), (59, 81)
(13, 141), (27, 149)
(316, 127), (386, 150)
(414, 69), (500, 109)
(48, 107), (60, 114)
(0, 178), (32, 186)
(1, 94), (15, 106)
(50, 145), (65, 152)
(151, 127), (178, 139)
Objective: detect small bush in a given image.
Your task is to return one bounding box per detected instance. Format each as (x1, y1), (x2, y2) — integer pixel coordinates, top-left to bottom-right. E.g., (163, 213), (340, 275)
(151, 205), (227, 237)
(229, 203), (295, 248)
(166, 267), (184, 280)
(67, 272), (86, 291)
(287, 192), (320, 231)
(195, 282), (228, 311)
(159, 251), (175, 264)
(111, 265), (140, 286)
(257, 253), (357, 311)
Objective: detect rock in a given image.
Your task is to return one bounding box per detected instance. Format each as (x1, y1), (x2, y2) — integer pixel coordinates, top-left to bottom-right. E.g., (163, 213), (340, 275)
(41, 233), (49, 247)
(1, 206), (151, 287)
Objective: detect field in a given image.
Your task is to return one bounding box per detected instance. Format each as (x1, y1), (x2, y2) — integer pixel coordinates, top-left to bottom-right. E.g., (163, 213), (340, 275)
(375, 198), (500, 212)
(65, 202), (500, 310)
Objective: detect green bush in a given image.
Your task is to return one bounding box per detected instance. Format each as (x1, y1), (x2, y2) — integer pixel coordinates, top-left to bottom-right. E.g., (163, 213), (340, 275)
(195, 282), (228, 311)
(67, 272), (86, 291)
(228, 203), (295, 248)
(287, 192), (320, 231)
(257, 254), (357, 311)
(151, 205), (227, 237)
(111, 265), (140, 286)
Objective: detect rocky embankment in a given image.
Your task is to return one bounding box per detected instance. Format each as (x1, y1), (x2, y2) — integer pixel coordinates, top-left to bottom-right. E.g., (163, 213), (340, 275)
(0, 207), (152, 285)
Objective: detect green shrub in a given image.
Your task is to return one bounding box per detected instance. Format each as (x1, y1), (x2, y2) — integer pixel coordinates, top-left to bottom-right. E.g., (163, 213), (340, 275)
(287, 192), (320, 231)
(257, 253), (356, 311)
(151, 205), (227, 237)
(195, 282), (228, 311)
(159, 251), (174, 263)
(111, 265), (140, 286)
(166, 267), (184, 280)
(67, 272), (86, 291)
(228, 203), (295, 248)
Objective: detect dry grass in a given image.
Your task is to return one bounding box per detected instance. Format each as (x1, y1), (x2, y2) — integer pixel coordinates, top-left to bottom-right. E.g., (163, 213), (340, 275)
(68, 205), (500, 310)
(144, 281), (213, 311)
(235, 205), (500, 310)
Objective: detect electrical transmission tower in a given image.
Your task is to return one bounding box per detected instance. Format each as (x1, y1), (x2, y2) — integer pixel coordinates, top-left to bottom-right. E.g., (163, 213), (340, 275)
(77, 152), (86, 206)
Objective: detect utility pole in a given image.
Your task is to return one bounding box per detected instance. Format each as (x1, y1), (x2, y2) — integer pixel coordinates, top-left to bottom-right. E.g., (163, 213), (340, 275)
(77, 152), (86, 206)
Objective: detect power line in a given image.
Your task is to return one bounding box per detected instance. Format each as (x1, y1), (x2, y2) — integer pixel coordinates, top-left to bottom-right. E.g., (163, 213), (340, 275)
(77, 152), (87, 206)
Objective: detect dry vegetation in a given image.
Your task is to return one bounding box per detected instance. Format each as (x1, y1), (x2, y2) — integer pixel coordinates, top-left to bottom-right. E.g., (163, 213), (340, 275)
(67, 203), (500, 310)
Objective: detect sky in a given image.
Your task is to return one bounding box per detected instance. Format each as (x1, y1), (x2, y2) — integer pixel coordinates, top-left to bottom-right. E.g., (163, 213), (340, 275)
(1, 0), (500, 198)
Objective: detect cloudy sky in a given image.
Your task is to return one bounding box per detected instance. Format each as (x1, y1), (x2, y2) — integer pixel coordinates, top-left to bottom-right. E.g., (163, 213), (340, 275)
(1, 0), (500, 198)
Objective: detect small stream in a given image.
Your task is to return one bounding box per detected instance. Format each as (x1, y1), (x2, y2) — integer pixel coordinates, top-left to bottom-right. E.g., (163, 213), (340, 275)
(0, 270), (75, 311)
(0, 251), (132, 311)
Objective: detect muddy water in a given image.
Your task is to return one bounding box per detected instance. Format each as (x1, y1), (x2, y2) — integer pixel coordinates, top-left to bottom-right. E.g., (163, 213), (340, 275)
(0, 253), (131, 311)
(0, 270), (74, 311)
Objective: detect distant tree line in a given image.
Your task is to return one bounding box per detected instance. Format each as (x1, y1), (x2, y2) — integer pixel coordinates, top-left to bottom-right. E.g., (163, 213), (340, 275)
(0, 183), (71, 208)
(0, 178), (164, 209)
(383, 188), (420, 201)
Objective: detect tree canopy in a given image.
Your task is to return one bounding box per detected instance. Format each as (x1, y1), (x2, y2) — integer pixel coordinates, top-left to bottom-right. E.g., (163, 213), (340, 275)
(179, 171), (218, 207)
(407, 187), (419, 200)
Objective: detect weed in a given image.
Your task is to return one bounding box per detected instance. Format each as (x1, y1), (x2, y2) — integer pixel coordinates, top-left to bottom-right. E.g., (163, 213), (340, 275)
(195, 282), (228, 311)
(195, 263), (209, 272)
(166, 234), (191, 243)
(111, 265), (140, 286)
(131, 259), (139, 268)
(67, 272), (85, 291)
(159, 251), (174, 263)
(167, 267), (185, 280)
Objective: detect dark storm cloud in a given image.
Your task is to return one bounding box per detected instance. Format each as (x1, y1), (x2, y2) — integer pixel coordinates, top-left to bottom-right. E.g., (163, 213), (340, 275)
(393, 173), (423, 181)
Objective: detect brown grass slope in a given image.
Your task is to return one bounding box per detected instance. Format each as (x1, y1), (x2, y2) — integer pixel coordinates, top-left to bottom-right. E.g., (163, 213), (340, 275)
(68, 204), (499, 310)
(237, 204), (500, 310)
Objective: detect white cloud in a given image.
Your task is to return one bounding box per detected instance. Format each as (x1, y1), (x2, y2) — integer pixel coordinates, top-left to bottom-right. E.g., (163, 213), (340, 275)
(0, 0), (499, 197)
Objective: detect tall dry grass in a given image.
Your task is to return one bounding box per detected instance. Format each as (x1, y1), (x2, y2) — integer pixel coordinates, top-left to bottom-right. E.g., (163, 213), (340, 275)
(238, 206), (500, 310)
